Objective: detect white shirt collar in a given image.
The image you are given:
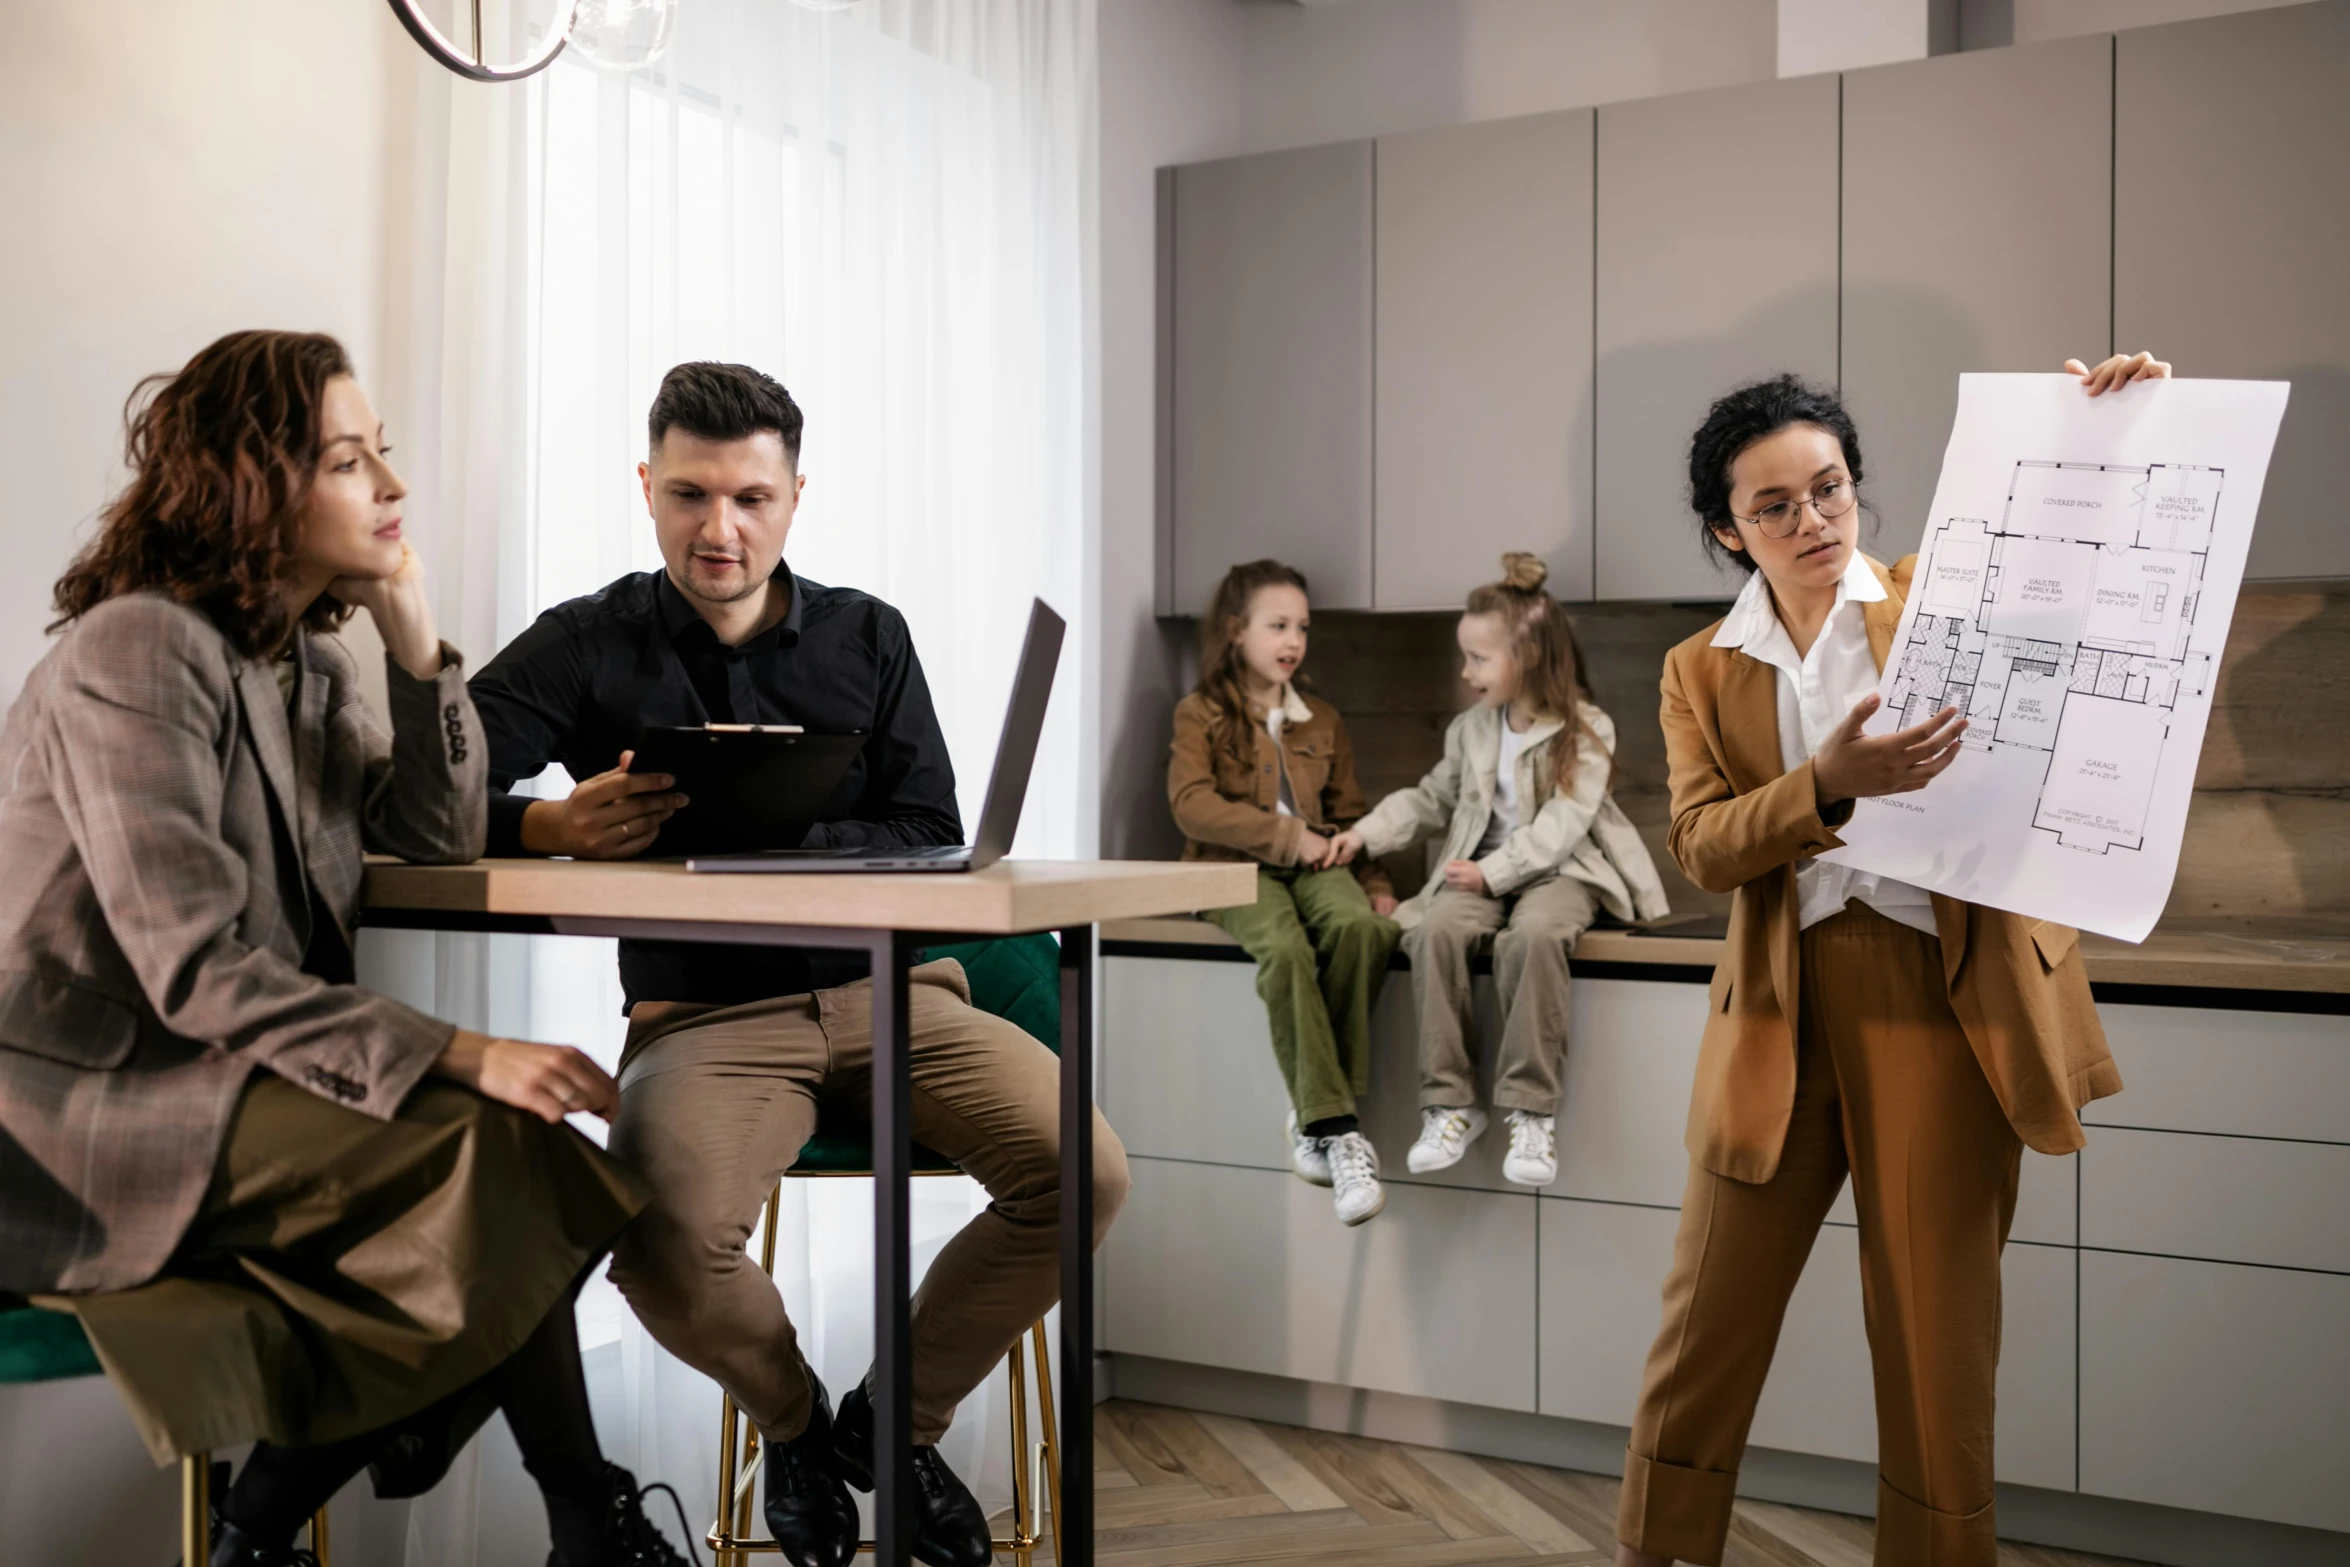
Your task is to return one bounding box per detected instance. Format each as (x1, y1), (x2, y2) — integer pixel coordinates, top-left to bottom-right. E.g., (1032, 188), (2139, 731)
(1710, 551), (1886, 653)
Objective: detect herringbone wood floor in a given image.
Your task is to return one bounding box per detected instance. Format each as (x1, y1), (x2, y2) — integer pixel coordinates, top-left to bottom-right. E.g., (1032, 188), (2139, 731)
(995, 1400), (2152, 1567)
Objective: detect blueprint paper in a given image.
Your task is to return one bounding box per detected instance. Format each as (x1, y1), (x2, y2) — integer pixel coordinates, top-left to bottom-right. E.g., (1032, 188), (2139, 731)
(1821, 373), (2290, 942)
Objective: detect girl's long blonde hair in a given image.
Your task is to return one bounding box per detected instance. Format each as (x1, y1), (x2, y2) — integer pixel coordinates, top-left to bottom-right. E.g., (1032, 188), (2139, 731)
(1195, 559), (1309, 756)
(1466, 552), (1608, 796)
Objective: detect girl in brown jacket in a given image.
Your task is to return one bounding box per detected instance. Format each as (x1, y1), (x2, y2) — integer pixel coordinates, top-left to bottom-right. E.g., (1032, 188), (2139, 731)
(1614, 354), (2165, 1567)
(1168, 560), (1400, 1226)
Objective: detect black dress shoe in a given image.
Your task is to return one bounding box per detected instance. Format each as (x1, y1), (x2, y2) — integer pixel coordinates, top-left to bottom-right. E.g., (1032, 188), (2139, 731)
(760, 1377), (861, 1567)
(543, 1461), (698, 1567)
(831, 1381), (994, 1567)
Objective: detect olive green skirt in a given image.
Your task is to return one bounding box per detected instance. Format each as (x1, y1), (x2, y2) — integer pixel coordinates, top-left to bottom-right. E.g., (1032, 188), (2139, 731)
(49, 1074), (643, 1467)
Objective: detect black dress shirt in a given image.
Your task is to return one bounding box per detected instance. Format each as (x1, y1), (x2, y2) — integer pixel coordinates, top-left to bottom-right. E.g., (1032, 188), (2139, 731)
(469, 565), (962, 1007)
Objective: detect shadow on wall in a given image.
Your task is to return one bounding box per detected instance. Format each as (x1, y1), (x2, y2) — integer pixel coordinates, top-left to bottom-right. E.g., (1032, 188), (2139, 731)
(1102, 614), (1195, 861)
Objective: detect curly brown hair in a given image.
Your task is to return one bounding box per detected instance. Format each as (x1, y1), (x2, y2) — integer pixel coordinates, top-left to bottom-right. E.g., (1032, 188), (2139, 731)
(51, 329), (359, 658)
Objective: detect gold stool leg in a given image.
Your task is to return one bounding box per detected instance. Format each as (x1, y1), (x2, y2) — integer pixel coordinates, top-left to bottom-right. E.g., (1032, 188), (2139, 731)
(1030, 1320), (1063, 1559)
(308, 1502), (332, 1565)
(182, 1452), (211, 1567)
(711, 1183), (786, 1565)
(1004, 1336), (1036, 1565)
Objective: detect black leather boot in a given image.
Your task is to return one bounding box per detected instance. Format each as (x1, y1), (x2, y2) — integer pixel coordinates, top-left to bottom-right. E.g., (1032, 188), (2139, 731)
(547, 1461), (695, 1567)
(831, 1381), (993, 1567)
(204, 1516), (319, 1567)
(760, 1376), (861, 1567)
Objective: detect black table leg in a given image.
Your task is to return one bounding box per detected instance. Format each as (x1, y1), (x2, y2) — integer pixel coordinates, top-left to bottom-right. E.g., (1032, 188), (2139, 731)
(1057, 924), (1096, 1567)
(870, 930), (916, 1567)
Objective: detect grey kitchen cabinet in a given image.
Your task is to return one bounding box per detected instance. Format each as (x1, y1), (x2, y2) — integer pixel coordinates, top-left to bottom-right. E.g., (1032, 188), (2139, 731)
(1842, 34), (2114, 561)
(1169, 141), (1374, 613)
(2117, 0), (2350, 581)
(1594, 74), (1840, 601)
(1375, 110), (1595, 608)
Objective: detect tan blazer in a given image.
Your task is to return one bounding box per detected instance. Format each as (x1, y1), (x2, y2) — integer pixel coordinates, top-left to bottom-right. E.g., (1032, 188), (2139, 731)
(1662, 555), (2120, 1184)
(0, 593), (486, 1293)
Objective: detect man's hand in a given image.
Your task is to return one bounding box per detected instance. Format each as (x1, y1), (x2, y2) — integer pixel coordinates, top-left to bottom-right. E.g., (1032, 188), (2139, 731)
(432, 1028), (620, 1123)
(2065, 351), (2170, 397)
(1811, 693), (1967, 805)
(1442, 859), (1489, 896)
(519, 750), (688, 859)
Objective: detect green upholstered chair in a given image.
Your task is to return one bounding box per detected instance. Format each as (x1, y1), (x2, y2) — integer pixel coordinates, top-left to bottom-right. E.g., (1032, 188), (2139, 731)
(709, 934), (1065, 1566)
(0, 1299), (333, 1564)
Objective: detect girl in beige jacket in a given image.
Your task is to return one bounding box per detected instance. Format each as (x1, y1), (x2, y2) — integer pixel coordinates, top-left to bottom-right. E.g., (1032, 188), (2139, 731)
(1333, 555), (1668, 1187)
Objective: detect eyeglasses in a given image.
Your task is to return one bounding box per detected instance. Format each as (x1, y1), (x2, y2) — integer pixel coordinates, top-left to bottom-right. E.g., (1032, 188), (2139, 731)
(1732, 479), (1858, 539)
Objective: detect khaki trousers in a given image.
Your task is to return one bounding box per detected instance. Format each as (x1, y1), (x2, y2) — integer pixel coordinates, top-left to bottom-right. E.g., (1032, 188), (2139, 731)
(607, 960), (1130, 1446)
(1618, 906), (2024, 1565)
(1402, 875), (1600, 1116)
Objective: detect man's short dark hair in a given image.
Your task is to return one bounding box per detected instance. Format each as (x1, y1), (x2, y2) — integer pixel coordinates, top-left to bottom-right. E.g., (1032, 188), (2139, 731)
(647, 361), (804, 463)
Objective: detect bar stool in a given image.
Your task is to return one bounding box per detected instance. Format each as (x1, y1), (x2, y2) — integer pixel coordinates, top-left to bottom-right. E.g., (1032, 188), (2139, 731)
(0, 1301), (332, 1565)
(703, 935), (1068, 1567)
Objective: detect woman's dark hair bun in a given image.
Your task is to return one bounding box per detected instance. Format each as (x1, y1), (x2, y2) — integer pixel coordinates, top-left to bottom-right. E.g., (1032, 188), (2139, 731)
(1499, 552), (1549, 592)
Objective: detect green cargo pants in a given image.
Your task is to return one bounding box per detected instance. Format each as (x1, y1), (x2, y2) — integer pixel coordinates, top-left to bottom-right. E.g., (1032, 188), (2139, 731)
(1205, 865), (1401, 1125)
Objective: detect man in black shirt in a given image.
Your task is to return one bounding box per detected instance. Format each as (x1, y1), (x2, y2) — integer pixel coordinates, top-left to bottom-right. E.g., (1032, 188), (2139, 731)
(471, 363), (1129, 1567)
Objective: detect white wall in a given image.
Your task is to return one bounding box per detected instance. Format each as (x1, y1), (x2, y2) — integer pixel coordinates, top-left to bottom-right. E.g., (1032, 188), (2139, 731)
(0, 7), (422, 1561)
(0, 0), (414, 705)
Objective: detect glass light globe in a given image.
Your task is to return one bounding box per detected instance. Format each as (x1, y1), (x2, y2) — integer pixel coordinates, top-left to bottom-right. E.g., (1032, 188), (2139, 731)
(569, 0), (680, 70)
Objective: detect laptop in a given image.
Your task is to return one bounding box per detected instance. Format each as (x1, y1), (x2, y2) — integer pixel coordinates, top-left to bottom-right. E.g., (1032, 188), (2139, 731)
(686, 597), (1064, 874)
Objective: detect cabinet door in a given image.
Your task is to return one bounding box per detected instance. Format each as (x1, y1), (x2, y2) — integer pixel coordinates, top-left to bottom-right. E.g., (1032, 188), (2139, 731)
(1595, 74), (1839, 601)
(2116, 1), (2350, 581)
(1376, 110), (1595, 608)
(1104, 1156), (1539, 1411)
(1170, 142), (1375, 612)
(1842, 35), (2113, 561)
(2081, 1251), (2350, 1532)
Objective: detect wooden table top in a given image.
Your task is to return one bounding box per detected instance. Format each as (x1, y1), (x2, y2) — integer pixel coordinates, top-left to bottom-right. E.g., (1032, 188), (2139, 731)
(362, 857), (1259, 936)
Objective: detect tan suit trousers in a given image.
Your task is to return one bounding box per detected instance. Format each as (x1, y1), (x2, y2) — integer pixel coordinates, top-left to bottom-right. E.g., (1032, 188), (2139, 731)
(607, 960), (1130, 1446)
(1619, 905), (2024, 1566)
(1402, 875), (1600, 1116)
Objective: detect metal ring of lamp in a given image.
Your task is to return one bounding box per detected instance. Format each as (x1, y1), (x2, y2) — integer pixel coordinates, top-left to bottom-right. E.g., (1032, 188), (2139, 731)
(385, 0), (581, 83)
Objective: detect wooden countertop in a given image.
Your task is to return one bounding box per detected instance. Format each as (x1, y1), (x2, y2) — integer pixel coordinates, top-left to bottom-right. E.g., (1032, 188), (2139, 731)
(1098, 914), (2350, 997)
(363, 857), (1258, 936)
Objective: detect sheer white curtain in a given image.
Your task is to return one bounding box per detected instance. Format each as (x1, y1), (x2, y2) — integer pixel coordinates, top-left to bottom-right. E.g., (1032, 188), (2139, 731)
(365, 2), (1095, 1560)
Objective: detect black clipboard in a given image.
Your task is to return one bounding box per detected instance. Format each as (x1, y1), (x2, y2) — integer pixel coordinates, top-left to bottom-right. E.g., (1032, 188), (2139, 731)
(625, 725), (866, 857)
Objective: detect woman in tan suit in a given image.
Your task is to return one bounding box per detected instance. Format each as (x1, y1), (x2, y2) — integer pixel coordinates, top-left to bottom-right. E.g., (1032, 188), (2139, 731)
(1613, 353), (2170, 1567)
(0, 331), (682, 1567)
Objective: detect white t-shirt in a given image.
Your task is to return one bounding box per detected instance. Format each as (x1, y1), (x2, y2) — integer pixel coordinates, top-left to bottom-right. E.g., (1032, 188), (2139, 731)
(1709, 553), (1941, 936)
(1476, 720), (1535, 857)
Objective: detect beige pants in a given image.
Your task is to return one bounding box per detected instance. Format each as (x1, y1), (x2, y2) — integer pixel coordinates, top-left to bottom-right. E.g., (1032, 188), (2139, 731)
(1618, 906), (2025, 1566)
(607, 960), (1130, 1445)
(1402, 874), (1600, 1116)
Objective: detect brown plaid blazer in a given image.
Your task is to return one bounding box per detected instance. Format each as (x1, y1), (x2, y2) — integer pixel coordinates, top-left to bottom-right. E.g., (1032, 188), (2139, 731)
(0, 592), (486, 1292)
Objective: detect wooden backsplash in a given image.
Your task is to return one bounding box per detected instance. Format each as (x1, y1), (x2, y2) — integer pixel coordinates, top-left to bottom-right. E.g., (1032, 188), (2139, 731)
(1292, 581), (2350, 925)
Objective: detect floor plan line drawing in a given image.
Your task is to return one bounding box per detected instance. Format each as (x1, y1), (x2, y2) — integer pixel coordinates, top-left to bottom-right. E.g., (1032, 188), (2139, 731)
(1885, 460), (2222, 855)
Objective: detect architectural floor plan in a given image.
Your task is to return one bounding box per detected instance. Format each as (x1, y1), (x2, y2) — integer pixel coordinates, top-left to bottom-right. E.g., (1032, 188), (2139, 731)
(1825, 374), (2289, 941)
(1887, 462), (2220, 856)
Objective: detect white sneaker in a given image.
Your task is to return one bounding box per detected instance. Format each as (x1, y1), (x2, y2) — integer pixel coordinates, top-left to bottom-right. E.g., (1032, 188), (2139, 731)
(1325, 1131), (1385, 1226)
(1503, 1110), (1557, 1187)
(1286, 1111), (1332, 1186)
(1406, 1105), (1488, 1174)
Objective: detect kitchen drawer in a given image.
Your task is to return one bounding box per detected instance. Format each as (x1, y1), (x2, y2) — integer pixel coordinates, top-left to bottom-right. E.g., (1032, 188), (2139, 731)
(2082, 1124), (2350, 1274)
(1104, 1155), (1539, 1412)
(2085, 1003), (2350, 1144)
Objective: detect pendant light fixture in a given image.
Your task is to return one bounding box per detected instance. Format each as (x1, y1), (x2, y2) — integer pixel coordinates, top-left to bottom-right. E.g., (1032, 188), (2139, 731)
(384, 0), (582, 82)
